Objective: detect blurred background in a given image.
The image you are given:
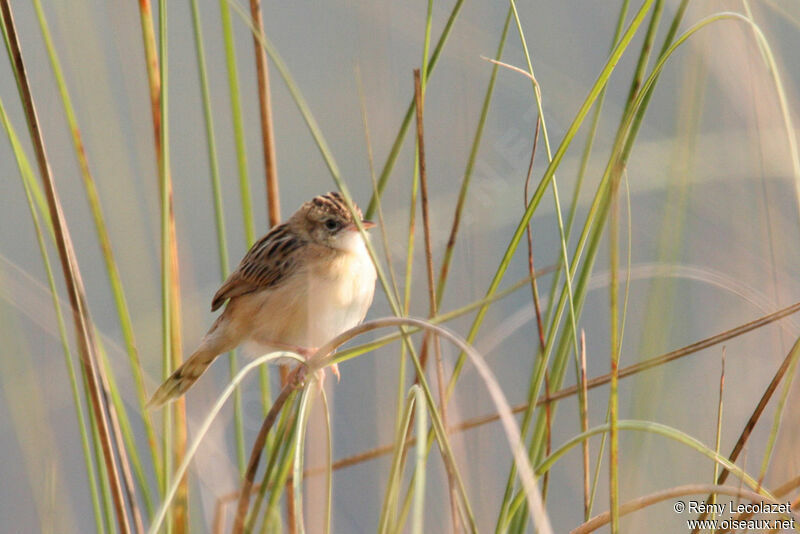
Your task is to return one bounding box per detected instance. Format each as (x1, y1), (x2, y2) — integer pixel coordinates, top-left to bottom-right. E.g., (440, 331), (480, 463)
(1, 0), (800, 531)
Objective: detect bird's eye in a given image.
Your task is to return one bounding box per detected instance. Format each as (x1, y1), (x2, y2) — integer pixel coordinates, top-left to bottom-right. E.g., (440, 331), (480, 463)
(325, 219), (339, 231)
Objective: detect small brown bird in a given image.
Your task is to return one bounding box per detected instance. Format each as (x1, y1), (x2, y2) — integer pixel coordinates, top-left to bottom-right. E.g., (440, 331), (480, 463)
(149, 192), (376, 407)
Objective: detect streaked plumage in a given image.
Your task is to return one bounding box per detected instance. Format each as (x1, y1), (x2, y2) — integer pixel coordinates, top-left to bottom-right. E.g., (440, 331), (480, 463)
(149, 192), (376, 407)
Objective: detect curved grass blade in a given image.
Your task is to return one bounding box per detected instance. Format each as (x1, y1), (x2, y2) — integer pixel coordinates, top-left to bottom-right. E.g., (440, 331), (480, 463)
(573, 484), (797, 534)
(147, 352), (303, 534)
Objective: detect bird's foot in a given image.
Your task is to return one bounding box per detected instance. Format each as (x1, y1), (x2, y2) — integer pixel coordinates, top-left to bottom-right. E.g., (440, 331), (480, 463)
(313, 362), (340, 393)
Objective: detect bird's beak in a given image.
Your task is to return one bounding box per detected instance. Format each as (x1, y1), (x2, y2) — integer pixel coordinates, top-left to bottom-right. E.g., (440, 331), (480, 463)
(348, 220), (375, 231)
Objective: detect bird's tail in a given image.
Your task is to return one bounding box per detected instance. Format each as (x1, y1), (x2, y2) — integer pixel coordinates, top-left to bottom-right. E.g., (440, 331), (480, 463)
(147, 347), (220, 408)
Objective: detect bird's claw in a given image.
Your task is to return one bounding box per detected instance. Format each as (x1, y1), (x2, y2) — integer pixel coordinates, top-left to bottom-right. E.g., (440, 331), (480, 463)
(313, 363), (340, 393)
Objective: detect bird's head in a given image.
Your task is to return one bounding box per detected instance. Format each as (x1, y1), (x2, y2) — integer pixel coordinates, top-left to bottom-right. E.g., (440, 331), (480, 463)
(292, 191), (375, 251)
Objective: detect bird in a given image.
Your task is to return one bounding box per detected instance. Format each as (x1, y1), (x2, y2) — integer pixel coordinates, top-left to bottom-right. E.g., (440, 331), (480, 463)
(148, 191), (377, 407)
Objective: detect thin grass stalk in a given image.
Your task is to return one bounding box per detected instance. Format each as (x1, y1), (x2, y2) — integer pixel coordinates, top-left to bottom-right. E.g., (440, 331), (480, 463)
(571, 484), (798, 534)
(355, 64), (407, 443)
(96, 347), (146, 534)
(219, 0), (255, 246)
(32, 0), (160, 480)
(585, 170), (633, 526)
(3, 107), (104, 532)
(613, 4), (665, 530)
(247, 0), (278, 417)
(521, 115), (545, 352)
(411, 385), (427, 534)
(189, 0), (229, 280)
(83, 358), (114, 534)
(608, 155), (621, 534)
(242, 391), (298, 534)
(218, 0), (251, 476)
(618, 0), (689, 166)
(364, 0), (466, 218)
(0, 3), (132, 532)
(233, 367), (307, 534)
(545, 300), (800, 404)
(263, 405), (304, 532)
(319, 389), (332, 534)
(411, 387), (428, 534)
(248, 0), (280, 227)
(518, 113), (555, 503)
(95, 339), (153, 519)
(355, 65), (401, 305)
(436, 7), (512, 304)
(758, 338), (800, 484)
(579, 331), (590, 521)
(543, 0), (629, 330)
(610, 170), (634, 523)
(609, 10), (664, 522)
(411, 0), (433, 374)
(153, 2), (185, 531)
(291, 386), (314, 534)
(401, 0), (431, 402)
(88, 398), (115, 532)
(136, 0), (181, 506)
(413, 67), (458, 533)
(740, 1), (800, 226)
(710, 349), (726, 523)
(587, 407), (609, 519)
(378, 391), (418, 534)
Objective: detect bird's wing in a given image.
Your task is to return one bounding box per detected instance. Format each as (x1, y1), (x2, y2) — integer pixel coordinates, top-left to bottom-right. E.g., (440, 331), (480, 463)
(211, 224), (305, 311)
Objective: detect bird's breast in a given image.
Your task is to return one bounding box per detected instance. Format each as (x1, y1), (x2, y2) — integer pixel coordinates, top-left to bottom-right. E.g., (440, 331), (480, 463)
(296, 245), (376, 347)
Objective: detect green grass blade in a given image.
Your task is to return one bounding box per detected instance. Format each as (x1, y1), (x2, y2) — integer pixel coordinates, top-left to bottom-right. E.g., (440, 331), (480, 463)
(535, 421), (772, 497)
(31, 0), (161, 482)
(218, 0), (251, 476)
(319, 389), (333, 534)
(219, 0), (255, 247)
(244, 391), (297, 533)
(436, 6), (513, 308)
(410, 386), (427, 534)
(378, 391), (416, 534)
(157, 0), (173, 523)
(0, 97), (104, 534)
(291, 386), (313, 534)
